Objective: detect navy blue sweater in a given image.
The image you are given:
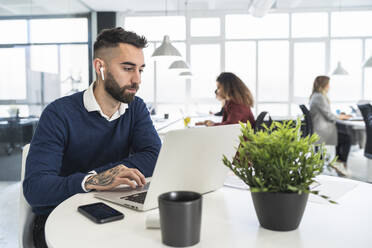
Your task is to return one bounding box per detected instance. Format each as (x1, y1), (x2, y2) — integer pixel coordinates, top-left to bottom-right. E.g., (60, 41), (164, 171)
(23, 92), (161, 215)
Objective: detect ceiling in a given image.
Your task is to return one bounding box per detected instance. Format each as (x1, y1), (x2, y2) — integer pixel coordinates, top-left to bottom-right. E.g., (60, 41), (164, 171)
(0, 0), (372, 16)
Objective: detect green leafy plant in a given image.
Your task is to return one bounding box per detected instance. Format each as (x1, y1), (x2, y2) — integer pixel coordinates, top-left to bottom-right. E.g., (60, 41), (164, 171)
(223, 119), (336, 203)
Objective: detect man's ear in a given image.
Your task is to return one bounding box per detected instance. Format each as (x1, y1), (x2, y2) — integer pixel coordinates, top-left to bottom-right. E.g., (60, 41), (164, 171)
(93, 58), (105, 81)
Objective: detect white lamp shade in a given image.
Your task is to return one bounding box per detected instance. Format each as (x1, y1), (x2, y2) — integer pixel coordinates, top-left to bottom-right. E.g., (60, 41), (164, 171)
(152, 35), (181, 58)
(169, 60), (189, 71)
(249, 0), (276, 18)
(179, 71), (192, 77)
(332, 61), (349, 75)
(363, 55), (372, 68)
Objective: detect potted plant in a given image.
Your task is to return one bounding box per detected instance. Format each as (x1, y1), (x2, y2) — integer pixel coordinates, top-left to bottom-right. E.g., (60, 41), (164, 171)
(223, 119), (335, 231)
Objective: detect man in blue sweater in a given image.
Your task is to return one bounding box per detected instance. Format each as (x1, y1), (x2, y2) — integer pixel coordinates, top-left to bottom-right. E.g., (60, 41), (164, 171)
(23, 27), (162, 248)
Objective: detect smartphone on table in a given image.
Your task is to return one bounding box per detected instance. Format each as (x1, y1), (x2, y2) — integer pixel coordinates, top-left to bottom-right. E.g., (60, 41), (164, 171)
(78, 202), (124, 224)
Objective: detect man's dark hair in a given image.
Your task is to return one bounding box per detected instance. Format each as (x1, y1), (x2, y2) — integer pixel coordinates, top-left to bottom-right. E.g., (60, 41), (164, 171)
(93, 27), (147, 58)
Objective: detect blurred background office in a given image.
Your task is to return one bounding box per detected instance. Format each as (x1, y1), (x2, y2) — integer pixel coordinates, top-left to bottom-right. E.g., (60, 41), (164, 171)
(0, 0), (372, 247)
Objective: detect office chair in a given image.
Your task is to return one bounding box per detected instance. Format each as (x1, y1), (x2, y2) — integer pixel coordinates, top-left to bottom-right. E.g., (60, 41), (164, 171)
(358, 104), (372, 159)
(19, 144), (35, 248)
(254, 111), (272, 132)
(297, 105), (339, 176)
(299, 104), (314, 137)
(346, 104), (372, 182)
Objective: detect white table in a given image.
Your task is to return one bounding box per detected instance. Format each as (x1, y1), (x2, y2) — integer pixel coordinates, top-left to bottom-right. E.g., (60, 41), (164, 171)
(45, 175), (372, 248)
(337, 119), (365, 131)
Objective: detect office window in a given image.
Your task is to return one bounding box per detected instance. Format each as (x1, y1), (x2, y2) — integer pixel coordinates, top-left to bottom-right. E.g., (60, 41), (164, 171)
(123, 11), (372, 119)
(291, 104), (304, 117)
(60, 45), (89, 96)
(364, 39), (372, 100)
(0, 16), (89, 117)
(292, 12), (328, 38)
(0, 47), (27, 100)
(225, 41), (256, 97)
(29, 45), (61, 105)
(137, 43), (155, 102)
(30, 45), (58, 74)
(258, 41), (289, 102)
(124, 16), (185, 41)
(330, 39), (362, 102)
(293, 42), (326, 98)
(157, 42), (187, 102)
(0, 20), (28, 44)
(331, 11), (372, 37)
(257, 104), (288, 117)
(190, 44), (220, 99)
(30, 18), (88, 43)
(226, 14), (289, 39)
(191, 18), (220, 37)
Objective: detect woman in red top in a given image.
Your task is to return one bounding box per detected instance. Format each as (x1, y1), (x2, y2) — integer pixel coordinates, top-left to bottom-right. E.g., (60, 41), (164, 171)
(196, 72), (255, 127)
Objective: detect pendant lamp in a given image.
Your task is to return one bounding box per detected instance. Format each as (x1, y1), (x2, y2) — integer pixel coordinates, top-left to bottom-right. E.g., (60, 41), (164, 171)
(151, 35), (181, 58)
(363, 55), (372, 68)
(169, 60), (190, 71)
(332, 61), (348, 75)
(179, 71), (192, 77)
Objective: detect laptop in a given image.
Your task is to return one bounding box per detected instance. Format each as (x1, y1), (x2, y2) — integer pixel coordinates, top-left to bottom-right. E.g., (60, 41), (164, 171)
(94, 124), (241, 211)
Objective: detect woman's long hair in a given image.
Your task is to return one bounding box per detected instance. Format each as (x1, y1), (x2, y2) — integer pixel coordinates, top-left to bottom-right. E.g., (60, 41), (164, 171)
(216, 72), (254, 108)
(310, 75), (330, 101)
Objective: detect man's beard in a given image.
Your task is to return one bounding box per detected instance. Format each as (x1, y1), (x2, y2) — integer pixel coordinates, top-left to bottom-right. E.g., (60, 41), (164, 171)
(104, 71), (139, 103)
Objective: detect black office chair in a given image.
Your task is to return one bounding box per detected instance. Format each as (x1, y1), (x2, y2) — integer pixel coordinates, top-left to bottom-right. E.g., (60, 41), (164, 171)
(299, 104), (314, 138)
(254, 111), (272, 132)
(357, 104), (372, 159)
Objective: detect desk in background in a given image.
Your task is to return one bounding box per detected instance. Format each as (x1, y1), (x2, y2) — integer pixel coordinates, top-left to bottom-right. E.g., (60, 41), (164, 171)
(337, 119), (366, 149)
(152, 115), (222, 136)
(0, 117), (39, 155)
(270, 117), (366, 149)
(338, 119), (365, 130)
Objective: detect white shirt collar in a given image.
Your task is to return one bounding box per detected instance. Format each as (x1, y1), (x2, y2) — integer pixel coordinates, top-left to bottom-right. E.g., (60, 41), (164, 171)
(83, 82), (128, 122)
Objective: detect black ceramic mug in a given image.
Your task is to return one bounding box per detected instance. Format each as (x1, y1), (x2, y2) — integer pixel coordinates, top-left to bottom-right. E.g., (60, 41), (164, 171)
(158, 191), (202, 247)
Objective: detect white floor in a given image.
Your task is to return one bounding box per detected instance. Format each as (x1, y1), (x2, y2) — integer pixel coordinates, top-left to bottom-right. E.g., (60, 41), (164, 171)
(321, 145), (372, 182)
(347, 147), (372, 182)
(0, 182), (20, 248)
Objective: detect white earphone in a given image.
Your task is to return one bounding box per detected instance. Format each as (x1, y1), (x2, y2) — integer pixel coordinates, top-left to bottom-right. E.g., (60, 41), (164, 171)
(99, 67), (105, 81)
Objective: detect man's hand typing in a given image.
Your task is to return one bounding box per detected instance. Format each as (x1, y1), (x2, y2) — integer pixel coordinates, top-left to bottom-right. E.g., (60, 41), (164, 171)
(84, 164), (146, 191)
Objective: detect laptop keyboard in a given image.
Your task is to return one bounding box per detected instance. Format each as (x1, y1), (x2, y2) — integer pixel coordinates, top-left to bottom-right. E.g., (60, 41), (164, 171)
(122, 191), (148, 204)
